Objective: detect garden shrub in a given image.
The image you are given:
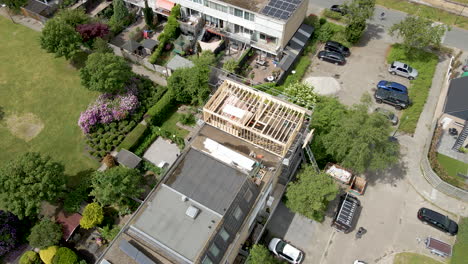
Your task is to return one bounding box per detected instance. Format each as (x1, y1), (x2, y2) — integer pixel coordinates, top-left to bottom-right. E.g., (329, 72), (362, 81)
(346, 21), (366, 44)
(323, 9), (343, 21)
(316, 22), (334, 42)
(99, 225), (121, 242)
(51, 247), (78, 264)
(133, 126), (161, 156)
(149, 5), (180, 63)
(28, 218), (62, 249)
(64, 184), (89, 213)
(179, 113), (196, 126)
(118, 123), (148, 151)
(0, 211), (20, 256)
(19, 251), (41, 264)
(146, 91), (174, 125)
(39, 246), (59, 264)
(282, 56), (311, 87)
(80, 203), (104, 229)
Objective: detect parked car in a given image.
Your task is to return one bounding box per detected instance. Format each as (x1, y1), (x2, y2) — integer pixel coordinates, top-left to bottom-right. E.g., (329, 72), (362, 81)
(374, 107), (398, 125)
(318, 50), (346, 65)
(330, 4), (346, 15)
(377, 80), (408, 94)
(388, 61), (418, 80)
(374, 88), (410, 110)
(268, 238), (304, 264)
(325, 41), (350, 57)
(417, 208), (458, 235)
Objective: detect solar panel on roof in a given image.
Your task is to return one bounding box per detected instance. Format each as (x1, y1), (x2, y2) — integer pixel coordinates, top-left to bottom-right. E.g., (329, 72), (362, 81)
(261, 0), (301, 20)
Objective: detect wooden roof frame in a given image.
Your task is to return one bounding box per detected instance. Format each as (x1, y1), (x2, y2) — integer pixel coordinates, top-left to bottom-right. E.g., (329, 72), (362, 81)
(203, 80), (311, 157)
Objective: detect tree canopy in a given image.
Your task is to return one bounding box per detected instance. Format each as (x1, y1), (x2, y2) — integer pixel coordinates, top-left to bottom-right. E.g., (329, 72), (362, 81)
(0, 211), (20, 256)
(168, 51), (214, 105)
(54, 8), (90, 27)
(51, 247), (78, 264)
(0, 153), (65, 219)
(311, 96), (400, 173)
(40, 19), (83, 60)
(80, 203), (104, 229)
(143, 0), (155, 29)
(343, 0), (375, 43)
(90, 167), (143, 206)
(246, 244), (279, 264)
(79, 53), (132, 93)
(19, 251), (42, 264)
(284, 82), (317, 109)
(390, 15), (447, 51)
(76, 23), (110, 43)
(28, 218), (62, 249)
(285, 165), (338, 222)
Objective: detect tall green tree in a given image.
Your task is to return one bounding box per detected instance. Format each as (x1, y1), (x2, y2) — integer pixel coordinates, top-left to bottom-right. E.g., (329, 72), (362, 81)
(40, 19), (82, 60)
(51, 247), (78, 264)
(143, 0), (154, 29)
(285, 166), (338, 222)
(79, 53), (132, 93)
(284, 82), (317, 110)
(321, 104), (399, 173)
(390, 15), (447, 51)
(246, 244), (279, 264)
(54, 8), (90, 27)
(90, 167), (143, 206)
(343, 0), (375, 43)
(79, 203), (104, 229)
(0, 153), (65, 219)
(28, 218), (62, 249)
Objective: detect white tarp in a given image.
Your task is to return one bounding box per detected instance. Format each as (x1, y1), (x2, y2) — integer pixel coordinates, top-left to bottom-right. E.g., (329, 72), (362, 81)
(203, 138), (255, 171)
(222, 104), (246, 119)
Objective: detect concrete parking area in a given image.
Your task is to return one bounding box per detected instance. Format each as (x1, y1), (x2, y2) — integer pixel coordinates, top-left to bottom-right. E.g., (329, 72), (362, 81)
(303, 24), (410, 108)
(266, 170), (458, 264)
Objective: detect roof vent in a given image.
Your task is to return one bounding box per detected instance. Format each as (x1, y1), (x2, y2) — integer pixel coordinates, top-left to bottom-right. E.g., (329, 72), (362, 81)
(181, 195), (188, 202)
(185, 206), (200, 219)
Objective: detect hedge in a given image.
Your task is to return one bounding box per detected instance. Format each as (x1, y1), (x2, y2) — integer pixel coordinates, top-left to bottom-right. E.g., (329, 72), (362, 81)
(39, 246), (59, 264)
(322, 9), (343, 21)
(19, 251), (41, 264)
(282, 56), (311, 87)
(117, 123), (148, 151)
(145, 91), (174, 125)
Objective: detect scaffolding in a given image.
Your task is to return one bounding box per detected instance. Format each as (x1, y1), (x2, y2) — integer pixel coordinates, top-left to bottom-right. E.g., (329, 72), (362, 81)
(203, 80), (311, 157)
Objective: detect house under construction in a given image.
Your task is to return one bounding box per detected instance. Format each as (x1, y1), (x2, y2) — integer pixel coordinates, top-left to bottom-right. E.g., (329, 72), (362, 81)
(203, 80), (310, 157)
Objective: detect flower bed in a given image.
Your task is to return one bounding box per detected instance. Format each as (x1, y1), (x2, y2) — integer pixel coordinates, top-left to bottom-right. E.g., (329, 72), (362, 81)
(80, 77), (167, 159)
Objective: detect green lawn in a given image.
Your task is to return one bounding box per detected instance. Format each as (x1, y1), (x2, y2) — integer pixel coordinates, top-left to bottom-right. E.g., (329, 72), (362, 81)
(377, 0), (468, 30)
(393, 252), (443, 264)
(160, 112), (190, 138)
(437, 153), (468, 183)
(387, 44), (439, 134)
(0, 17), (99, 179)
(452, 218), (468, 264)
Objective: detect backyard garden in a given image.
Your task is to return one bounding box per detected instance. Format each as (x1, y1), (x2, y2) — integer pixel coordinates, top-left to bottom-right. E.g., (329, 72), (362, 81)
(0, 16), (99, 177)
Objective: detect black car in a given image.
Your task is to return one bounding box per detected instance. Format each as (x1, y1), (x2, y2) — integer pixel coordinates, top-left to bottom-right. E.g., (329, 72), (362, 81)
(325, 41), (350, 57)
(374, 88), (410, 110)
(318, 50), (346, 65)
(417, 208), (458, 235)
(330, 5), (346, 15)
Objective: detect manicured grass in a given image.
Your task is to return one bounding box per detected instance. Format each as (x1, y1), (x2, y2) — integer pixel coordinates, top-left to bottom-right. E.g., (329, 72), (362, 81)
(386, 44), (438, 134)
(437, 153), (468, 182)
(376, 0), (468, 30)
(160, 112), (190, 138)
(393, 252), (443, 264)
(452, 218), (468, 264)
(0, 17), (99, 177)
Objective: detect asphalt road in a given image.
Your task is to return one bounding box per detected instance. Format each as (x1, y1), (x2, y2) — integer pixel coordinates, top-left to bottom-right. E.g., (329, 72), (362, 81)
(308, 0), (468, 51)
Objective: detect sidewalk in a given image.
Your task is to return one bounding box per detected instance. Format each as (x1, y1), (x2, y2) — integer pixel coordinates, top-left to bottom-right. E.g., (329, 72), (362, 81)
(397, 56), (468, 217)
(0, 8), (167, 87)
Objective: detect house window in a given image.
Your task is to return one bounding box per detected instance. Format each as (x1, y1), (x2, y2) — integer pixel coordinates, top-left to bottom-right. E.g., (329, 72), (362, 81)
(244, 12), (254, 21)
(244, 190), (253, 202)
(204, 0), (227, 12)
(234, 8), (243, 18)
(209, 244), (220, 257)
(244, 28), (253, 35)
(192, 0), (202, 4)
(219, 228), (230, 242)
(260, 33), (266, 40)
(233, 206), (243, 220)
(202, 256), (213, 264)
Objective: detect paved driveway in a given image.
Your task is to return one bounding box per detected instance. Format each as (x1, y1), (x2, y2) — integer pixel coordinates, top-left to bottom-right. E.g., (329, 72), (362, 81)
(267, 174), (458, 264)
(304, 25), (410, 107)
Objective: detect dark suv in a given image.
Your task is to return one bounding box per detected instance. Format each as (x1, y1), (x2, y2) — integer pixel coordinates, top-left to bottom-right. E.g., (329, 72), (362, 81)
(318, 50), (346, 65)
(374, 88), (410, 110)
(325, 41), (350, 57)
(417, 208), (458, 235)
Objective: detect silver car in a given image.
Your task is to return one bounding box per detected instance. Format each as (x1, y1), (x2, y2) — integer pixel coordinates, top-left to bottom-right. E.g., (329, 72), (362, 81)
(388, 61), (418, 80)
(374, 107), (398, 125)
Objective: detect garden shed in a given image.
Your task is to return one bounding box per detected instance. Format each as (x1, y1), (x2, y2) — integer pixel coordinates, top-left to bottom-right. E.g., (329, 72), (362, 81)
(141, 39), (158, 54)
(56, 211), (82, 241)
(115, 149), (142, 169)
(173, 34), (194, 55)
(166, 55), (194, 75)
(121, 40), (144, 56)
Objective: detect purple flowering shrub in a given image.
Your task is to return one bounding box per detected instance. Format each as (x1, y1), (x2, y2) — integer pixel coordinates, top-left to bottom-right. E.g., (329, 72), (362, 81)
(78, 90), (139, 134)
(0, 211), (20, 256)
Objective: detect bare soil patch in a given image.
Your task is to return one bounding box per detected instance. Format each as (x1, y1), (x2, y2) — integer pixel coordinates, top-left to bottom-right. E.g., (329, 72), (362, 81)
(5, 113), (44, 141)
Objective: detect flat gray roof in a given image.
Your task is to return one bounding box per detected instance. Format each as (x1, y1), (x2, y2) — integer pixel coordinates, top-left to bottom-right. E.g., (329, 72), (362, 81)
(116, 149), (142, 169)
(131, 184), (222, 262)
(166, 55), (194, 71)
(166, 148), (248, 215)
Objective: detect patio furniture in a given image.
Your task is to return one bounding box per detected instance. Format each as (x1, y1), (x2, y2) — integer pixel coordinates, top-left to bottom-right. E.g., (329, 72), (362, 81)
(266, 76), (275, 82)
(256, 59), (266, 66)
